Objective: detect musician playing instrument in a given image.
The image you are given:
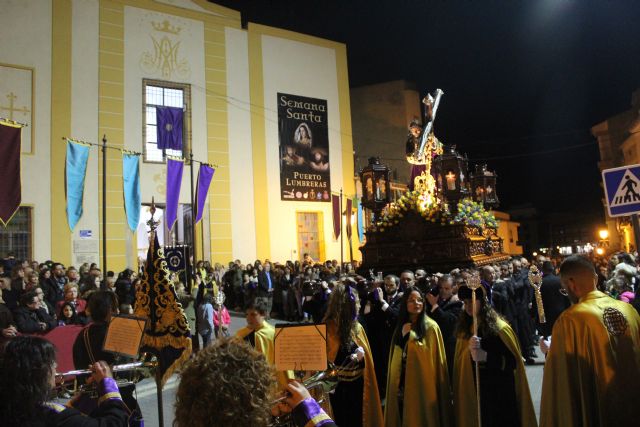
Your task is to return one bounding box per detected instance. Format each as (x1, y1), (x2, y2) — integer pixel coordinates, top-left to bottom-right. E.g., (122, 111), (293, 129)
(174, 338), (336, 427)
(71, 290), (142, 424)
(384, 287), (452, 427)
(235, 300), (293, 391)
(0, 335), (128, 427)
(323, 283), (384, 427)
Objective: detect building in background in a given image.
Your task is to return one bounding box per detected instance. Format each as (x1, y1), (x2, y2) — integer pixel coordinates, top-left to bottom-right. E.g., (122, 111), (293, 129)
(592, 88), (640, 253)
(0, 0), (358, 270)
(351, 80), (523, 256)
(351, 80), (422, 185)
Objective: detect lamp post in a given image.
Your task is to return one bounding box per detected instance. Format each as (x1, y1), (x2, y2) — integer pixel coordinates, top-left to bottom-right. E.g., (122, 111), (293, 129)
(359, 157), (391, 224)
(433, 145), (469, 212)
(598, 228), (609, 255)
(470, 163), (499, 209)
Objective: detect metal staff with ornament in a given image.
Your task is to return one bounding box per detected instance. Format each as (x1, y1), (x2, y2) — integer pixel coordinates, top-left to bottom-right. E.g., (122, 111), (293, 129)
(467, 273), (483, 427)
(528, 265), (546, 324)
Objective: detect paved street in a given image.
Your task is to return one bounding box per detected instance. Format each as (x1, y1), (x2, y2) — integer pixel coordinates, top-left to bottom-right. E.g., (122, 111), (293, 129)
(134, 310), (546, 426)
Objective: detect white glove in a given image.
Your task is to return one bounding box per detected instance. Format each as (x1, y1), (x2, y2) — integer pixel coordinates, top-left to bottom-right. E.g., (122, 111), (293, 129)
(468, 336), (488, 362)
(539, 336), (551, 355)
(351, 346), (365, 362)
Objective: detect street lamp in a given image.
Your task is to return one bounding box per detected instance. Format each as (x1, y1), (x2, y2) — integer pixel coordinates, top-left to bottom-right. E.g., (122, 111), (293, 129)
(359, 157), (391, 223)
(598, 229), (609, 240)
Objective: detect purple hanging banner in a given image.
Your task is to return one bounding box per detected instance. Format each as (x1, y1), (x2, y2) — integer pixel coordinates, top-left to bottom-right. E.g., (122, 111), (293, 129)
(332, 194), (341, 239)
(165, 157), (184, 232)
(156, 106), (183, 150)
(195, 164), (215, 224)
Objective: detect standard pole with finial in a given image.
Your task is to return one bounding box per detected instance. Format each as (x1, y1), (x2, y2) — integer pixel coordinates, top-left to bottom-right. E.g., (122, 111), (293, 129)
(467, 273), (483, 427)
(145, 197), (164, 427)
(102, 134), (107, 275)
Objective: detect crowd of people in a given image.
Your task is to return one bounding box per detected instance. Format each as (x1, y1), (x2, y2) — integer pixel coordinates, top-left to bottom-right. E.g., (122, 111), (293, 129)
(1, 250), (640, 426)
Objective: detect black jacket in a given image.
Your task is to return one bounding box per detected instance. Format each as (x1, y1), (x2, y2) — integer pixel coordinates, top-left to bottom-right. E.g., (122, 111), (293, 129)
(257, 271), (275, 297)
(428, 296), (463, 375)
(363, 290), (403, 395)
(535, 273), (571, 338)
(13, 306), (56, 333)
(42, 276), (66, 307)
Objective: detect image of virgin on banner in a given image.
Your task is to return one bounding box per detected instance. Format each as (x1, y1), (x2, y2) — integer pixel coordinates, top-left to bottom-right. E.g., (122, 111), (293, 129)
(278, 93), (330, 202)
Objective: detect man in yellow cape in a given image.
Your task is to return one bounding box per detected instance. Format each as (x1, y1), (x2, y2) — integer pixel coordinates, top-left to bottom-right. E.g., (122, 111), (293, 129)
(327, 321), (384, 427)
(385, 315), (452, 427)
(540, 255), (640, 426)
(235, 301), (292, 391)
(453, 287), (536, 427)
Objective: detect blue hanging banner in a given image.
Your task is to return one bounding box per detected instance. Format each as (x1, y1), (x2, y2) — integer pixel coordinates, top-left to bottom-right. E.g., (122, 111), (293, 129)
(123, 153), (141, 231)
(65, 139), (90, 231)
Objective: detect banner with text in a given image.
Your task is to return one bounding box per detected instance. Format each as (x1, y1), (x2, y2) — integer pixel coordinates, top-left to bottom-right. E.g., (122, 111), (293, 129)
(278, 93), (330, 202)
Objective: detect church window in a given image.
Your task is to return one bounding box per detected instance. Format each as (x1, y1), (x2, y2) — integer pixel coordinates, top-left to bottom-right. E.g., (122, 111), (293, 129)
(0, 207), (32, 261)
(142, 79), (191, 163)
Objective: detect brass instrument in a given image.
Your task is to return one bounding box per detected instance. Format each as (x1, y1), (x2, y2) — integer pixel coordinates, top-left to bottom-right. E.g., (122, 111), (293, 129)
(56, 361), (156, 378)
(270, 358), (358, 427)
(55, 360), (157, 398)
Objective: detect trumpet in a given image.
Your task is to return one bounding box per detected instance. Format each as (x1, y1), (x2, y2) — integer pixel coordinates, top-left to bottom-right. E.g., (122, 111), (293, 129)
(270, 358), (358, 427)
(55, 360), (157, 398)
(56, 361), (157, 378)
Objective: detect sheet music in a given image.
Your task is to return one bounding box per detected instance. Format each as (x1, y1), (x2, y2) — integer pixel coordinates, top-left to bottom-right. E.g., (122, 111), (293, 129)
(275, 324), (327, 371)
(103, 316), (146, 358)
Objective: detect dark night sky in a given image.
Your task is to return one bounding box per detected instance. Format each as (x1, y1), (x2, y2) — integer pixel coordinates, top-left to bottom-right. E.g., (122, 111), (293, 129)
(213, 0), (640, 218)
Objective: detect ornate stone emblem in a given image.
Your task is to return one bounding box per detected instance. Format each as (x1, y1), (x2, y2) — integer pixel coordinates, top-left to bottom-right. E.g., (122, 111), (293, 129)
(603, 307), (628, 336)
(140, 19), (191, 79)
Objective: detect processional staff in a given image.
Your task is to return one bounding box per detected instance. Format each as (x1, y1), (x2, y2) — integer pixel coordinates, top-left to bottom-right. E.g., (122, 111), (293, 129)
(528, 265), (546, 323)
(467, 273), (483, 427)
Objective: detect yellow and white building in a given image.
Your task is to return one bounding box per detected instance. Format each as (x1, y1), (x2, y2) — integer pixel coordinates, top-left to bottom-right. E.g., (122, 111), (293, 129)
(0, 0), (358, 271)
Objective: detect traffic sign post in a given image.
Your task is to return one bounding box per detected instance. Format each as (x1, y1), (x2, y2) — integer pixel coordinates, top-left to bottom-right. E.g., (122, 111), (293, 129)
(602, 164), (640, 251)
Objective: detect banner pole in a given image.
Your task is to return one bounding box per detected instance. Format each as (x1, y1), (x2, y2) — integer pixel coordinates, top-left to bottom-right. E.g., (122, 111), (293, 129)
(340, 188), (344, 268)
(188, 151), (196, 294)
(102, 135), (107, 276)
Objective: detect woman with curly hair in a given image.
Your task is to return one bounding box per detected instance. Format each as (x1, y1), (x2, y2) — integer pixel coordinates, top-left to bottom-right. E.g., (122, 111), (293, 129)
(384, 287), (452, 427)
(0, 335), (128, 427)
(453, 285), (536, 427)
(174, 338), (336, 427)
(323, 283), (384, 427)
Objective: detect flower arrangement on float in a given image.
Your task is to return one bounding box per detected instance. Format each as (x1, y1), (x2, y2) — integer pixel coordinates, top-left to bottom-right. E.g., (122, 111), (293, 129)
(370, 191), (498, 233)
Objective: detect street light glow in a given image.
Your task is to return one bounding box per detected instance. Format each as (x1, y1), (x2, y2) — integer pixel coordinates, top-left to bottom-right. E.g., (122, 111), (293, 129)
(596, 247), (605, 255)
(598, 229), (609, 240)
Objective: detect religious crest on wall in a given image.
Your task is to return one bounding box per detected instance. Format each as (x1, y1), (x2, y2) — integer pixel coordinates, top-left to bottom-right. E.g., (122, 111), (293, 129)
(0, 64), (33, 153)
(139, 18), (191, 79)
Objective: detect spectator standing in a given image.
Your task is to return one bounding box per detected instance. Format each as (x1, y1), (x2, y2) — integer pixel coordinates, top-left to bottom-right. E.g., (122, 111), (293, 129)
(425, 274), (463, 378)
(363, 274), (403, 397)
(535, 261), (570, 339)
(257, 261), (275, 318)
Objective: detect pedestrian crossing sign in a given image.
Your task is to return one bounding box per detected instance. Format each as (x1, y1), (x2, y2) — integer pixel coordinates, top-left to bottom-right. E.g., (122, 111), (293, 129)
(602, 164), (640, 217)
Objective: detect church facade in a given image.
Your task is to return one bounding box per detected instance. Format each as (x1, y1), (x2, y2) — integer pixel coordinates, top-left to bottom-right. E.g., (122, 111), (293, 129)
(0, 0), (358, 270)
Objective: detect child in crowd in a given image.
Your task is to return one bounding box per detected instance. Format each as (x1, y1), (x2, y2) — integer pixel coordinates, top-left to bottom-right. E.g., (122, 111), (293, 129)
(197, 293), (215, 347)
(58, 302), (85, 326)
(214, 298), (231, 338)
